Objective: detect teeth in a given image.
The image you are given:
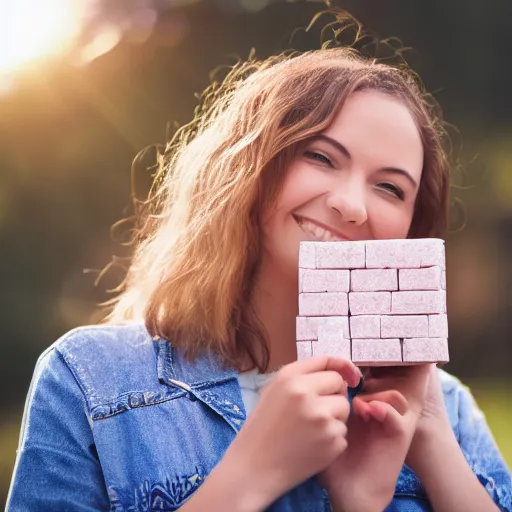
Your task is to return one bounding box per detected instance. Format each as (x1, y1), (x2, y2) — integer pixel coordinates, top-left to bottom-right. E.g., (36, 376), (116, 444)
(299, 218), (343, 242)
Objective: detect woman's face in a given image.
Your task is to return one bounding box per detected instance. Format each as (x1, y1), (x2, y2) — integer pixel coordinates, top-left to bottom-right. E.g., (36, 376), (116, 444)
(262, 90), (424, 280)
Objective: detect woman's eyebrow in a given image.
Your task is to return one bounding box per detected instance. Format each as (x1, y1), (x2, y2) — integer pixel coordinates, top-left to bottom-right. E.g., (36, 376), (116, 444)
(380, 166), (419, 189)
(312, 133), (419, 189)
(312, 134), (351, 159)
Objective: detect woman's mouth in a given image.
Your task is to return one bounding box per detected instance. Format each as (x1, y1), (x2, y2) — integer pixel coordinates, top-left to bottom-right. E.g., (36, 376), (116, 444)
(293, 215), (350, 242)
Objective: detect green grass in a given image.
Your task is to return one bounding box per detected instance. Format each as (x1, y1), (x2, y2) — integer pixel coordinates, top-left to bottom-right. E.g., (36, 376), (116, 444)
(468, 381), (512, 469)
(0, 415), (21, 507)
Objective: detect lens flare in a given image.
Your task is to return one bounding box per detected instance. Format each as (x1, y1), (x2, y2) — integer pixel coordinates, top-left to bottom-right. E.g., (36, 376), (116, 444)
(0, 0), (86, 76)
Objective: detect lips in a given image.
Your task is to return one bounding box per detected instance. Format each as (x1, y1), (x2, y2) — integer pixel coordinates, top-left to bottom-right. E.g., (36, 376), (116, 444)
(293, 215), (351, 242)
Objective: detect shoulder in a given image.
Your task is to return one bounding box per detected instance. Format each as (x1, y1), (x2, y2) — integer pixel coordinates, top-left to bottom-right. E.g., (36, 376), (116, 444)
(437, 368), (484, 434)
(438, 367), (478, 407)
(41, 322), (160, 412)
(437, 366), (466, 394)
(438, 369), (512, 509)
(437, 368), (495, 428)
(52, 321), (154, 366)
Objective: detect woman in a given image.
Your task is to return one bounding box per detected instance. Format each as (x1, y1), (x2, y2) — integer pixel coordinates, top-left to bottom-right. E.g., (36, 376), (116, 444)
(7, 29), (511, 512)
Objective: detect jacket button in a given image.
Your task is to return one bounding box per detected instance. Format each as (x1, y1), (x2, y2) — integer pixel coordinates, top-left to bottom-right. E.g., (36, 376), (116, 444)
(129, 393), (144, 407)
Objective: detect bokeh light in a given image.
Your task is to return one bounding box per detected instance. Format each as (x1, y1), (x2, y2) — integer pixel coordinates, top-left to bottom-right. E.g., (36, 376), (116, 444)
(0, 0), (86, 77)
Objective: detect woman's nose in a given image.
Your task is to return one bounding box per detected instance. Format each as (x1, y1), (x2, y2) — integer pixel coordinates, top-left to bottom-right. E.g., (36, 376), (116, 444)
(327, 186), (368, 225)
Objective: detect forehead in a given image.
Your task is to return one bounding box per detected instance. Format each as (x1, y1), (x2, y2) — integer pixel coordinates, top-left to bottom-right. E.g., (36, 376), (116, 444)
(323, 90), (424, 177)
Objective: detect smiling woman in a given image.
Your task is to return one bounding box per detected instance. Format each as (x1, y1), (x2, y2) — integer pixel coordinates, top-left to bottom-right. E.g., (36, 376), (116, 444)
(6, 10), (511, 512)
(264, 91), (425, 284)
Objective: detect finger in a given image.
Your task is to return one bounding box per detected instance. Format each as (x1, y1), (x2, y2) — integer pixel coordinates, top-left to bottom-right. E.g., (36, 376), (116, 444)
(319, 395), (351, 423)
(361, 400), (405, 436)
(351, 397), (371, 422)
(283, 356), (362, 388)
(356, 390), (408, 416)
(366, 401), (389, 422)
(303, 371), (348, 397)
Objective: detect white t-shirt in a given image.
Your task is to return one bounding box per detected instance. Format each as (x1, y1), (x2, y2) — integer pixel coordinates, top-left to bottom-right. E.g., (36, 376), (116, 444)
(237, 368), (277, 416)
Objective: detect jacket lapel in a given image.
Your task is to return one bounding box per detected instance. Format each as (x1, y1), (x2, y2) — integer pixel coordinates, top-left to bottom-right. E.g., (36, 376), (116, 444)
(156, 339), (246, 432)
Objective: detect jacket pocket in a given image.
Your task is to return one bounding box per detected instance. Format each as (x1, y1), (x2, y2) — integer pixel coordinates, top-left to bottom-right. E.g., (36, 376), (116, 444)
(109, 468), (205, 511)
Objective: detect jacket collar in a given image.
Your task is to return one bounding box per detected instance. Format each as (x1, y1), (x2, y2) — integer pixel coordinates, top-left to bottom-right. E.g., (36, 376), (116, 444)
(156, 339), (238, 386)
(155, 339), (246, 432)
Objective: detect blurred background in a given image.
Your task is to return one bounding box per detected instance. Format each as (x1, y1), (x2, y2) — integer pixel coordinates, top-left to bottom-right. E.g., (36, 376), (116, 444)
(1, 0), (511, 505)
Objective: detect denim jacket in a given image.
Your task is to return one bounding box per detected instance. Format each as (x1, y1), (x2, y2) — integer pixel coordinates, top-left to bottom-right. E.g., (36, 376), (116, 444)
(7, 323), (512, 511)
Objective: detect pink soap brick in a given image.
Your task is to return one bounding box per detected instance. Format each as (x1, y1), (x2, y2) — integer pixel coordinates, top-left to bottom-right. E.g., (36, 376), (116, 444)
(365, 239), (422, 269)
(349, 292), (391, 315)
(296, 341), (312, 361)
(313, 319), (351, 359)
(350, 315), (381, 338)
(298, 268), (305, 292)
(316, 241), (366, 269)
(429, 314), (449, 338)
(381, 315), (428, 338)
(416, 238), (445, 269)
(302, 269), (350, 293)
(391, 291), (446, 315)
(296, 316), (349, 341)
(442, 270), (446, 290)
(352, 339), (402, 364)
(351, 269), (397, 292)
(299, 242), (316, 269)
(402, 338), (449, 363)
(399, 267), (442, 291)
(299, 292), (348, 316)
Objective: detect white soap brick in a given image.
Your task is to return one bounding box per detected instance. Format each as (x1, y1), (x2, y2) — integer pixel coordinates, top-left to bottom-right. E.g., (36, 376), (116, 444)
(302, 269), (350, 293)
(399, 267), (442, 291)
(299, 268), (305, 293)
(299, 292), (349, 316)
(402, 338), (449, 363)
(352, 339), (402, 364)
(349, 292), (391, 315)
(296, 316), (350, 341)
(319, 317), (348, 338)
(316, 241), (366, 269)
(365, 239), (422, 268)
(391, 291), (446, 315)
(299, 242), (317, 268)
(296, 341), (312, 361)
(417, 239), (445, 269)
(312, 318), (351, 359)
(380, 315), (428, 338)
(365, 238), (445, 269)
(350, 315), (381, 338)
(312, 338), (351, 359)
(429, 314), (449, 338)
(351, 269), (398, 291)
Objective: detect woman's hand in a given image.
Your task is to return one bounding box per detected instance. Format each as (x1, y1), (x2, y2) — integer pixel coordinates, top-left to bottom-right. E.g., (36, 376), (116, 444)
(211, 356), (361, 511)
(320, 364), (431, 512)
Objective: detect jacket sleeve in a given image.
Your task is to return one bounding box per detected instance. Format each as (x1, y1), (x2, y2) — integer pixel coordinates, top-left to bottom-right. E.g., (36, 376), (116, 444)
(6, 347), (110, 511)
(457, 383), (512, 511)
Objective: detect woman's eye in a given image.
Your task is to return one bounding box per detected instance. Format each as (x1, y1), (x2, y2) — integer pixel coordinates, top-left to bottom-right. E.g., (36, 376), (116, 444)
(378, 182), (405, 200)
(305, 151), (332, 166)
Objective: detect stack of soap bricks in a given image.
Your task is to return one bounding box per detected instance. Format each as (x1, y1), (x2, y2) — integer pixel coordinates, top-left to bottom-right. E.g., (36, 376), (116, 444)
(296, 239), (448, 366)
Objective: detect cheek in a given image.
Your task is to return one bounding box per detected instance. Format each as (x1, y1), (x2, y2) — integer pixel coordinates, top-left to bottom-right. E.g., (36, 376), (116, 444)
(276, 161), (324, 212)
(368, 201), (416, 239)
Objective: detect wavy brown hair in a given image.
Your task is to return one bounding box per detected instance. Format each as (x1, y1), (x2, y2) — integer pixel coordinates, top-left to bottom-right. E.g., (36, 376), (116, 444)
(108, 21), (450, 372)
